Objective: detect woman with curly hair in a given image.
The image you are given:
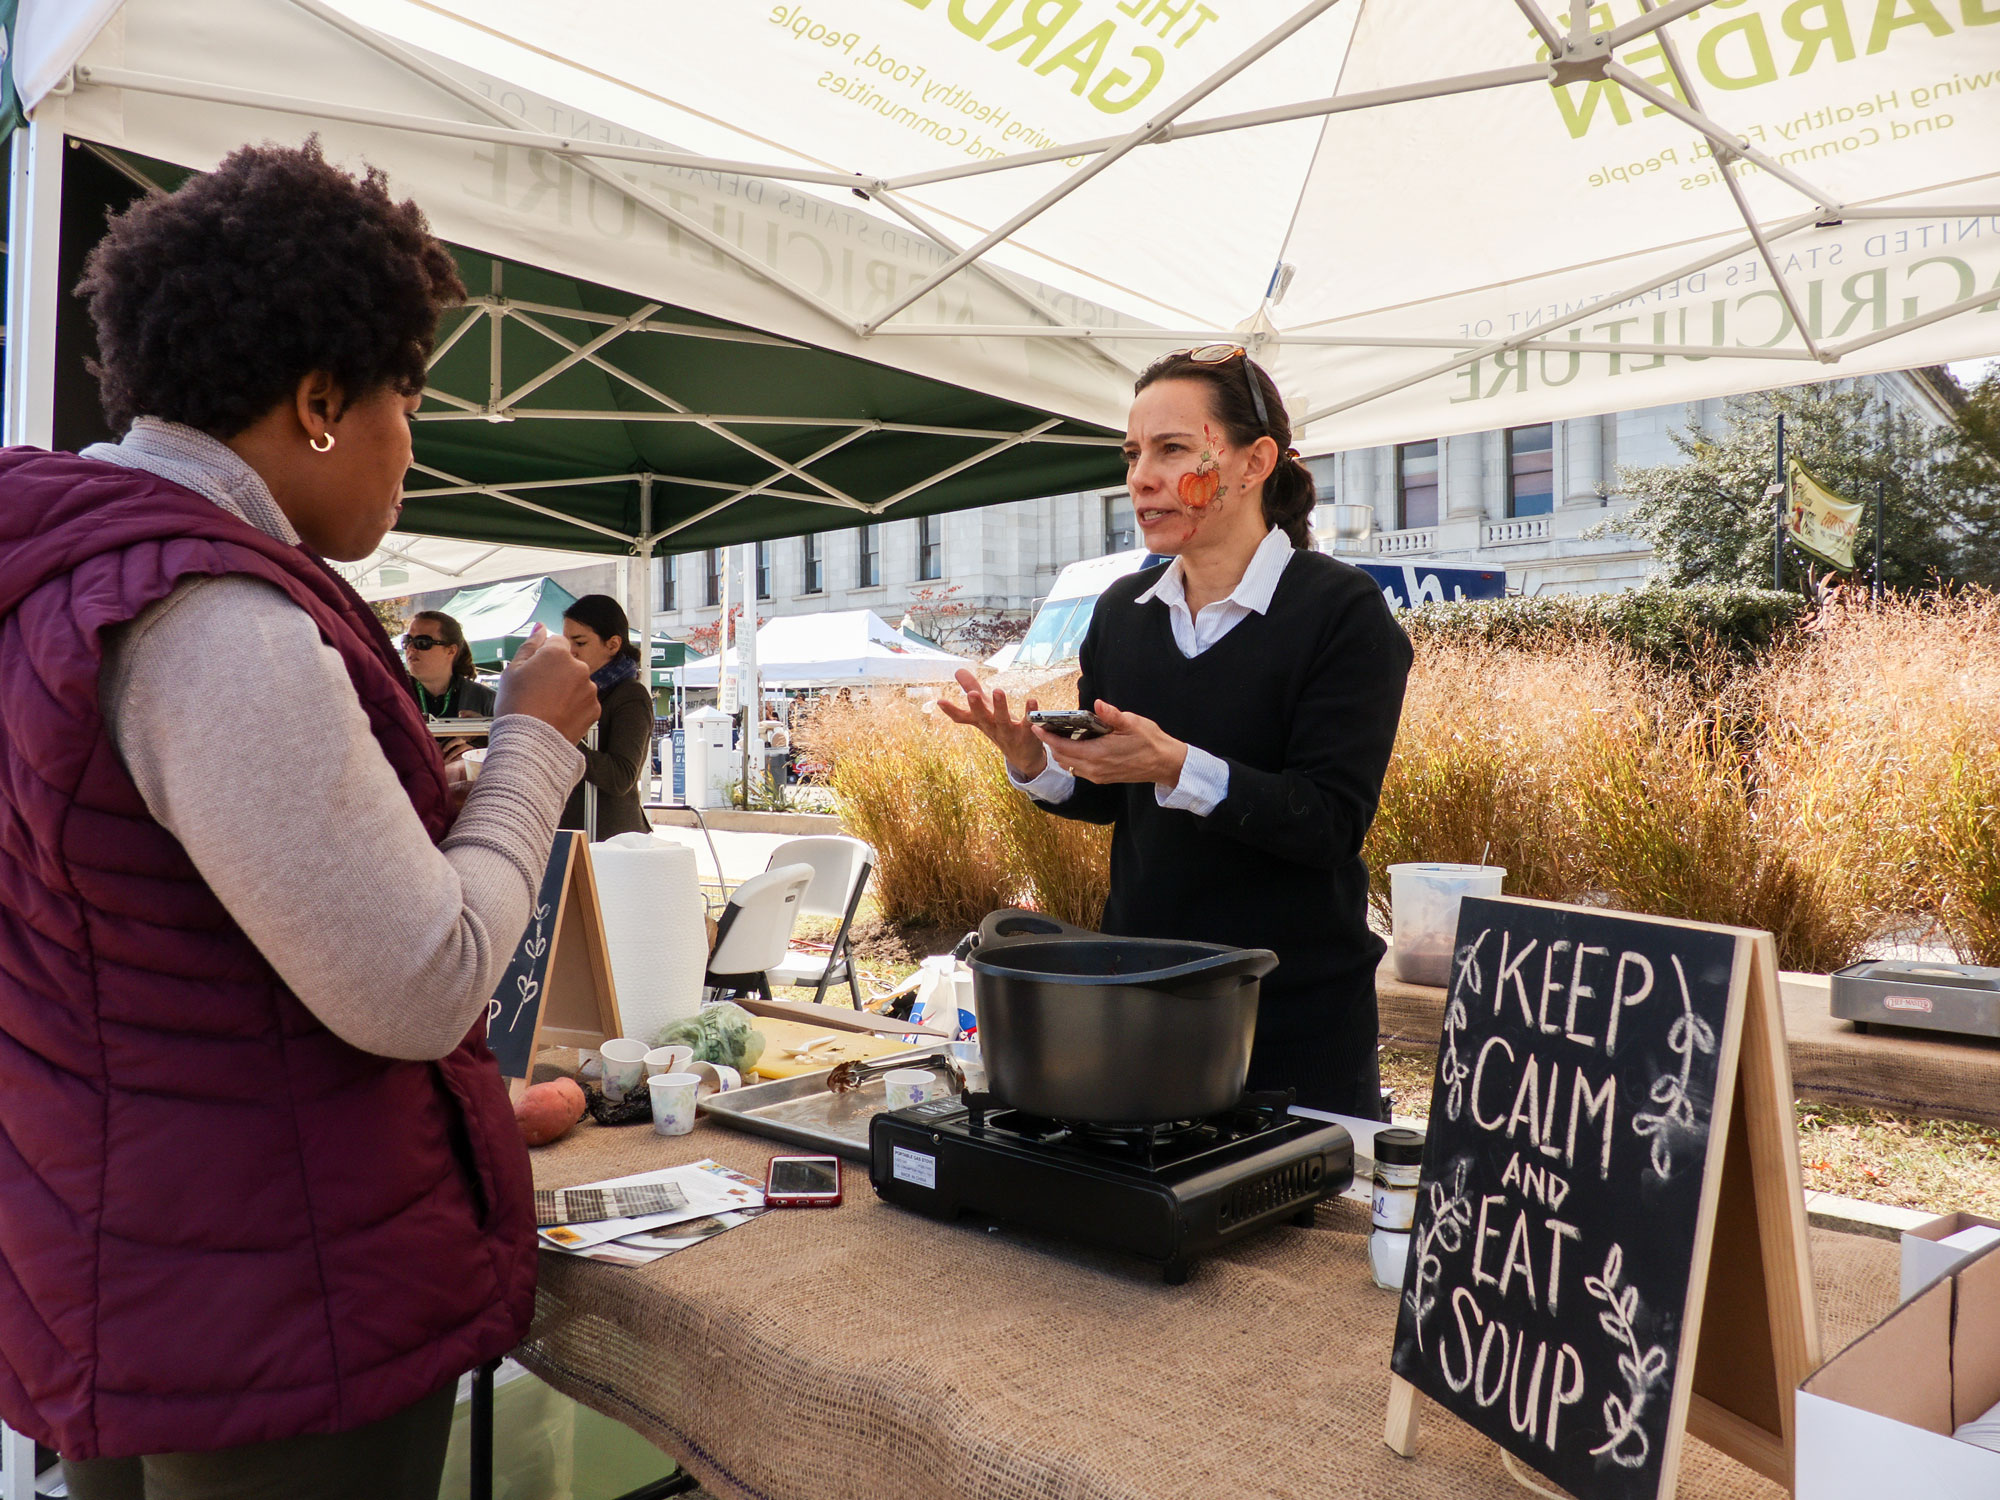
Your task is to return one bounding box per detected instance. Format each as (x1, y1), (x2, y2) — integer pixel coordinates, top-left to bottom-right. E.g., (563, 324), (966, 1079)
(0, 141), (600, 1496)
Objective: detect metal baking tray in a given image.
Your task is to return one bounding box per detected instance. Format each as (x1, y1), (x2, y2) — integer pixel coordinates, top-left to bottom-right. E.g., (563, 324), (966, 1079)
(698, 1045), (977, 1162)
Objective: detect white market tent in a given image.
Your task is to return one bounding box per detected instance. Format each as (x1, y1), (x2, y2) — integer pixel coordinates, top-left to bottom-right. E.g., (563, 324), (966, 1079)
(678, 610), (975, 688)
(338, 532), (622, 602)
(10, 0), (1998, 457)
(5, 0), (1998, 685)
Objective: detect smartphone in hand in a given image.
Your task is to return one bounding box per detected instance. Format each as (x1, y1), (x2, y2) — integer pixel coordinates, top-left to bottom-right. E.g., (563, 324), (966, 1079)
(1027, 709), (1110, 740)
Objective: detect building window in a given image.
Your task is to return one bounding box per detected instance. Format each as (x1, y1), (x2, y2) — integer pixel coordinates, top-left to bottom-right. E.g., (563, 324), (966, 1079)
(1507, 424), (1555, 517)
(754, 540), (771, 600)
(1103, 493), (1136, 553)
(1396, 441), (1440, 530)
(702, 547), (721, 608)
(857, 524), (880, 587)
(917, 514), (943, 581)
(657, 554), (677, 613)
(802, 532), (823, 594)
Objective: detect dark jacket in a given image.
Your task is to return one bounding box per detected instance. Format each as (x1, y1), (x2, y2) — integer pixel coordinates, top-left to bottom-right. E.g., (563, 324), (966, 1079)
(413, 675), (496, 719)
(1045, 549), (1411, 1114)
(561, 672), (654, 838)
(0, 448), (536, 1459)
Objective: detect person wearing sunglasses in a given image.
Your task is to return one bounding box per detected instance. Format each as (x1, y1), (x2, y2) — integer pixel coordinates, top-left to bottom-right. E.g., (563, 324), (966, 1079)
(403, 609), (497, 742)
(943, 345), (1411, 1118)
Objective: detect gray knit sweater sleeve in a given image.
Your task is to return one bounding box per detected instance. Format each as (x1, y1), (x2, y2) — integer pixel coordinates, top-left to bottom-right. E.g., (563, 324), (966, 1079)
(100, 572), (583, 1061)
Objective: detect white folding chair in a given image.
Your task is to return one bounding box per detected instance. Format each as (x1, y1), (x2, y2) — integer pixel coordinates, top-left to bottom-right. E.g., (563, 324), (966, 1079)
(760, 836), (875, 1008)
(703, 863), (814, 1002)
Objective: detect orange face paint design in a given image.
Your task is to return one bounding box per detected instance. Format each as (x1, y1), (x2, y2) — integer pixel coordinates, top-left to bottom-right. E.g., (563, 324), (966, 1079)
(1177, 425), (1222, 509)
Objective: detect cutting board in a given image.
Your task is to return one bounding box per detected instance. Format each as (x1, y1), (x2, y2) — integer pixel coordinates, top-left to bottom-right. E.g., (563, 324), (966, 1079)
(751, 1017), (918, 1078)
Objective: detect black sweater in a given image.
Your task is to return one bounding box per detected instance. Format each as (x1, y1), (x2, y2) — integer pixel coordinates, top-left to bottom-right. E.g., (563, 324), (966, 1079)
(1049, 549), (1411, 1015)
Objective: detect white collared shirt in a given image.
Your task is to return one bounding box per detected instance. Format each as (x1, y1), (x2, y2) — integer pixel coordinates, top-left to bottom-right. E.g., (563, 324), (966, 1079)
(1012, 527), (1295, 817)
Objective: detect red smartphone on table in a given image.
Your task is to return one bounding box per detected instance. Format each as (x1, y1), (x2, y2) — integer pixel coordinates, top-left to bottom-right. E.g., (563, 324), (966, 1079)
(765, 1154), (842, 1208)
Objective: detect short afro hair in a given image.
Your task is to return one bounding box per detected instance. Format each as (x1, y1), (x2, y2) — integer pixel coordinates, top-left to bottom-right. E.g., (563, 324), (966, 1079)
(77, 138), (465, 437)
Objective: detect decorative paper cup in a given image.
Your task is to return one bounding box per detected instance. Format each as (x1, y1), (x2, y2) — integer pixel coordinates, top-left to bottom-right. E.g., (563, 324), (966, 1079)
(599, 1038), (649, 1102)
(644, 1044), (695, 1081)
(686, 1060), (741, 1098)
(649, 1072), (700, 1136)
(885, 1068), (938, 1111)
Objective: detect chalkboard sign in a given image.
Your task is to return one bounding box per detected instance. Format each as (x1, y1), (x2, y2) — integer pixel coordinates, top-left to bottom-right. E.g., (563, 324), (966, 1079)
(1384, 896), (1817, 1500)
(487, 831), (621, 1090)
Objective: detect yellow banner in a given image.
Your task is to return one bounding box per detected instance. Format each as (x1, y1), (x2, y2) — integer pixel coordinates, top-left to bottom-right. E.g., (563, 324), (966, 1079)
(1784, 459), (1862, 573)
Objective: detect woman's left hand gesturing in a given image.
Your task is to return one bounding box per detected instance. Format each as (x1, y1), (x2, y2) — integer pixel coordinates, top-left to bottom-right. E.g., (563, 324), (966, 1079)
(1039, 700), (1188, 789)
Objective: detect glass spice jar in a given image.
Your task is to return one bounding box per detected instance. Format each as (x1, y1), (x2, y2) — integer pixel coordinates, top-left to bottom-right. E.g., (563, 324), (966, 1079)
(1369, 1127), (1426, 1291)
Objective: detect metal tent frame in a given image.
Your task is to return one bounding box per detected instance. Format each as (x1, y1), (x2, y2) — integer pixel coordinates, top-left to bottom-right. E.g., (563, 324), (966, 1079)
(26, 0), (1995, 437)
(7, 0), (1997, 666)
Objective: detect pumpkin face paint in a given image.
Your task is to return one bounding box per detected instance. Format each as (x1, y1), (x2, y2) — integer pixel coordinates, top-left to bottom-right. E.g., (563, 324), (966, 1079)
(1176, 425), (1223, 509)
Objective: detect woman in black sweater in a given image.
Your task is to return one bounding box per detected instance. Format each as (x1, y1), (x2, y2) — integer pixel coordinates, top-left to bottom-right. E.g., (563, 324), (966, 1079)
(557, 594), (654, 839)
(943, 350), (1410, 1116)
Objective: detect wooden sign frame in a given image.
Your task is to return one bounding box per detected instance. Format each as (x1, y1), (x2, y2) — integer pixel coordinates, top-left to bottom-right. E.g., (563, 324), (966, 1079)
(488, 831), (622, 1098)
(1384, 901), (1819, 1500)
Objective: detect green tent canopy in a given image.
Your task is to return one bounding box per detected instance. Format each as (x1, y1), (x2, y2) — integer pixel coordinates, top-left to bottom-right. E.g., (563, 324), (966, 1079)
(438, 576), (577, 669)
(20, 145), (1127, 561)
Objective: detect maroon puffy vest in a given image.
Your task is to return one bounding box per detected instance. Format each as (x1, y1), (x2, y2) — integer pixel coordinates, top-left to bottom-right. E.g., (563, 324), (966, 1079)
(0, 448), (536, 1460)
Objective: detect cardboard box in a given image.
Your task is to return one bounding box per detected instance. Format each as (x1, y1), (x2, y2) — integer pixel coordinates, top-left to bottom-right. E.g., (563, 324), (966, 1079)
(1798, 1235), (2000, 1497)
(1901, 1212), (2000, 1302)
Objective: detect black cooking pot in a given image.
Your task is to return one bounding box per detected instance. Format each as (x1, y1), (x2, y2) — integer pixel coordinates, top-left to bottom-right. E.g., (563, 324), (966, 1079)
(970, 909), (1278, 1124)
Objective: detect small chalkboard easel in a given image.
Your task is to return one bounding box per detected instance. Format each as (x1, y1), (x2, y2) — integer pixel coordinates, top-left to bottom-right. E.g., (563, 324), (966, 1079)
(486, 831), (622, 1099)
(1383, 898), (1818, 1500)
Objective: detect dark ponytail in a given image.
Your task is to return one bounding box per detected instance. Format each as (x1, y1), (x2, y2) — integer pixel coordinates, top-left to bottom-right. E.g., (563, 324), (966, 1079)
(1133, 349), (1316, 549)
(562, 593), (641, 664)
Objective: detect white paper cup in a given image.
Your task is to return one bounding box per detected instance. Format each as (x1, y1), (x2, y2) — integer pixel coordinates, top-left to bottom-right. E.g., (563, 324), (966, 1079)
(885, 1067), (939, 1111)
(599, 1038), (649, 1102)
(644, 1044), (695, 1081)
(649, 1071), (700, 1136)
(686, 1060), (741, 1098)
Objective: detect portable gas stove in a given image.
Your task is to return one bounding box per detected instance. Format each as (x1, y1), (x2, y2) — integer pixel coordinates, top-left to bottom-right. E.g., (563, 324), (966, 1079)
(869, 1091), (1353, 1283)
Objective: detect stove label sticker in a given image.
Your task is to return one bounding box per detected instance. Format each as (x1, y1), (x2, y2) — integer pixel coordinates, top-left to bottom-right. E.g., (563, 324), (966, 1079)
(891, 1146), (937, 1190)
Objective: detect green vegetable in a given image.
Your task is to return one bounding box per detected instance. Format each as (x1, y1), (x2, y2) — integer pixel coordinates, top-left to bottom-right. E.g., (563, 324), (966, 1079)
(654, 1002), (766, 1072)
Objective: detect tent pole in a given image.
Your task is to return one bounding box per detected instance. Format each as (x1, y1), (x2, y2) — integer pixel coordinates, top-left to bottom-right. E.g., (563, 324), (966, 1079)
(4, 97), (66, 448)
(1773, 414), (1786, 591)
(739, 544), (760, 807)
(633, 475), (658, 808)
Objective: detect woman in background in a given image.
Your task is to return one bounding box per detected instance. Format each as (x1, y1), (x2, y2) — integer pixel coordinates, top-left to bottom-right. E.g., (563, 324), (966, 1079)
(559, 593), (655, 838)
(403, 608), (496, 720)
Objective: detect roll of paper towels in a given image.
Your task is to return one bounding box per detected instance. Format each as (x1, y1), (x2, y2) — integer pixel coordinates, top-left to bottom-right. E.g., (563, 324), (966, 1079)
(588, 833), (708, 1042)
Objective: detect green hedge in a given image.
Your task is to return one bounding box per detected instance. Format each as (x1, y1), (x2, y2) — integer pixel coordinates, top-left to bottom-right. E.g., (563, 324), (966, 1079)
(1402, 585), (1810, 671)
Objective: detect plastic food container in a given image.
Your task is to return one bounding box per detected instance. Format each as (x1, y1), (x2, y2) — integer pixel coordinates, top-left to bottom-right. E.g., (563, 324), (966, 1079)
(1387, 863), (1506, 987)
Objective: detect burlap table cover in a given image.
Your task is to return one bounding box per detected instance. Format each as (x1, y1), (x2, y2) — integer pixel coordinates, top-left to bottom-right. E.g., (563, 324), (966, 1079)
(1377, 960), (2000, 1128)
(516, 1112), (1898, 1500)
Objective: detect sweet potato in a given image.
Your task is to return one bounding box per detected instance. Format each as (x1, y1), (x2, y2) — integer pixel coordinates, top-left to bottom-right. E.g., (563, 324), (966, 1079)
(514, 1078), (586, 1146)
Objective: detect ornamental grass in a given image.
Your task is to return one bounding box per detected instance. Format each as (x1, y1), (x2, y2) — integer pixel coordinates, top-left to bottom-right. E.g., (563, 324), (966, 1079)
(799, 594), (1998, 975)
(1749, 592), (2000, 965)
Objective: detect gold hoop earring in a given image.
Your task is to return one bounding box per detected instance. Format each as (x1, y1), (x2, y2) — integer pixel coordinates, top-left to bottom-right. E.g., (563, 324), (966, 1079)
(310, 432), (336, 453)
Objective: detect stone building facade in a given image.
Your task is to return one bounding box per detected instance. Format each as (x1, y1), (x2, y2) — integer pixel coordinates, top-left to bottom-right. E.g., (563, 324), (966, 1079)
(543, 369), (1962, 640)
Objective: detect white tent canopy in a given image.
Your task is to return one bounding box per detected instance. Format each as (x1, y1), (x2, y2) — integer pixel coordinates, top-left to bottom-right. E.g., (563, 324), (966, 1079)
(10, 0), (1998, 460)
(678, 610), (974, 688)
(336, 532), (619, 603)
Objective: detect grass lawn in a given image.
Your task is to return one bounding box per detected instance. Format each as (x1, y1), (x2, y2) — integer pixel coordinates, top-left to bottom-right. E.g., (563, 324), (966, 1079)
(1379, 1046), (2000, 1218)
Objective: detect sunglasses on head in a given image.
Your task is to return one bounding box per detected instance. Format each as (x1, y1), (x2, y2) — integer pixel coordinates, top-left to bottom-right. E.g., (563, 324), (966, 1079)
(1168, 343), (1271, 434)
(403, 634), (447, 652)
